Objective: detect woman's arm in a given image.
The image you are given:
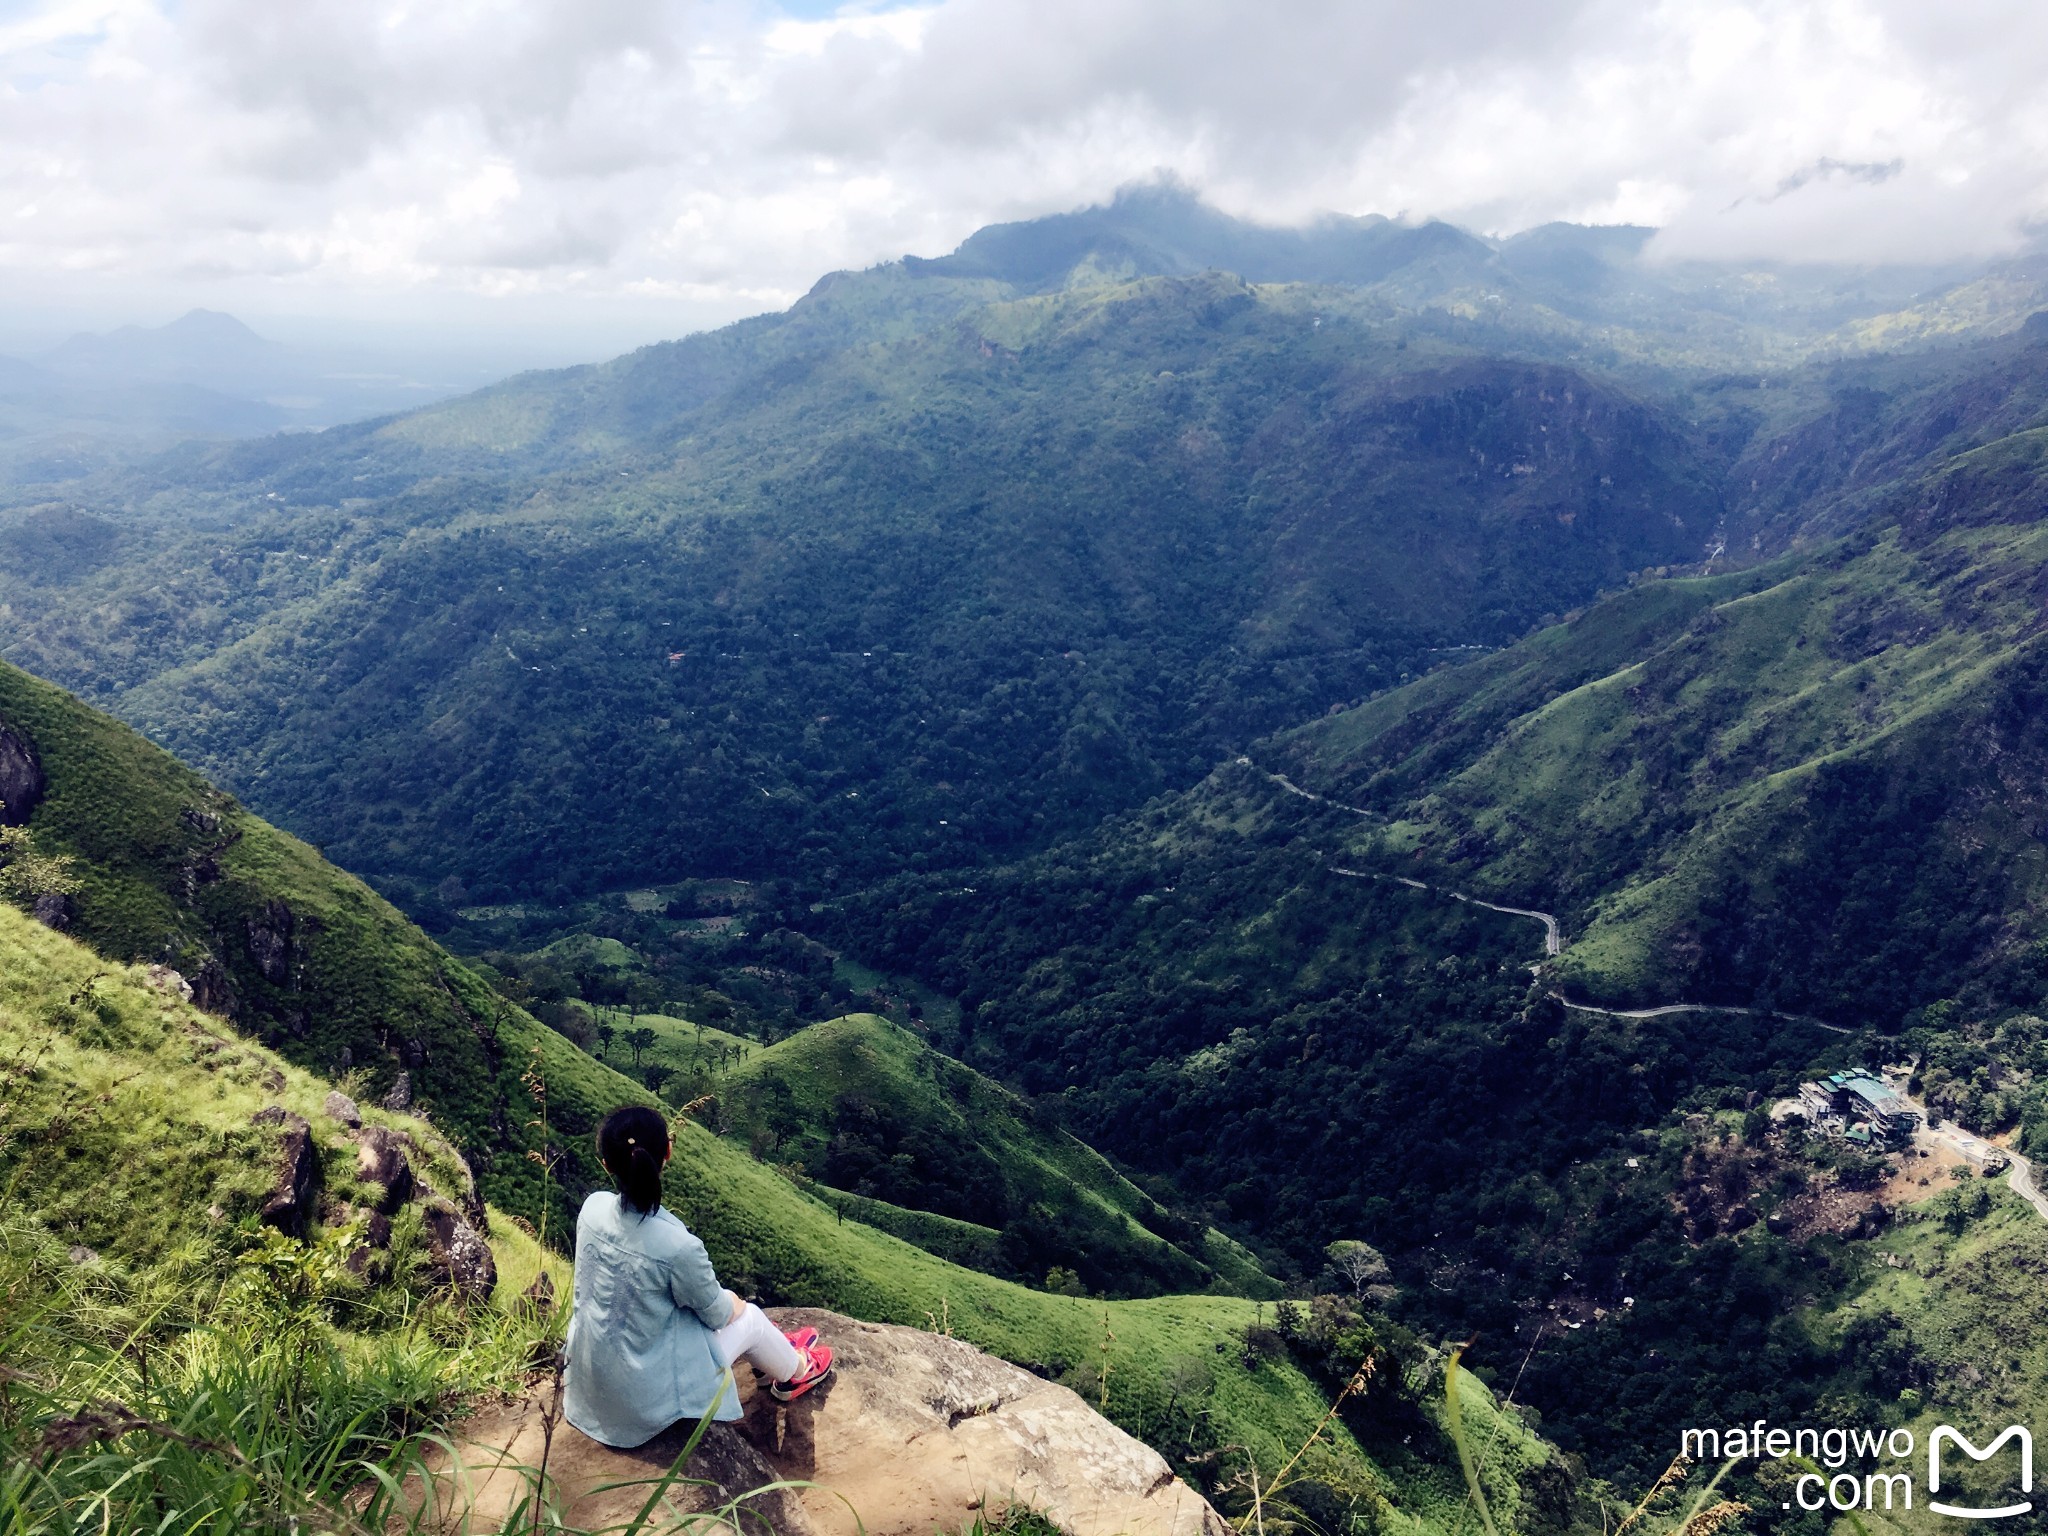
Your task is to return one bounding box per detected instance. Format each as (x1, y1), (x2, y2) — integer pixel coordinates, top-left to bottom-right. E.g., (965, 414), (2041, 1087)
(666, 1228), (741, 1327)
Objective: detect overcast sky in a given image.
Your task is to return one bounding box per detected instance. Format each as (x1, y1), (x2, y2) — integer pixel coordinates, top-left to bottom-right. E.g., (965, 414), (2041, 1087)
(2, 0), (2045, 361)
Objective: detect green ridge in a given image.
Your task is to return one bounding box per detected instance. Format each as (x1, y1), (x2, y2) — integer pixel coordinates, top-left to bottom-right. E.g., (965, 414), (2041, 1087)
(713, 1010), (1278, 1298)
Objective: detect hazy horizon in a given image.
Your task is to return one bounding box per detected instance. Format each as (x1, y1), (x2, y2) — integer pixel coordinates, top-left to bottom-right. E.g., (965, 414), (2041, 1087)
(4, 0), (2046, 367)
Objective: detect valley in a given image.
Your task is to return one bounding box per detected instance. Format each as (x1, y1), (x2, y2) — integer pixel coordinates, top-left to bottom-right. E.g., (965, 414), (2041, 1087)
(9, 187), (2048, 1533)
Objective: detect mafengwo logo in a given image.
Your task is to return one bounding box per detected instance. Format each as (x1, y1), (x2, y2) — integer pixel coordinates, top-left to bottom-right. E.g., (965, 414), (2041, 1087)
(1678, 1422), (2032, 1516)
(1929, 1427), (2033, 1520)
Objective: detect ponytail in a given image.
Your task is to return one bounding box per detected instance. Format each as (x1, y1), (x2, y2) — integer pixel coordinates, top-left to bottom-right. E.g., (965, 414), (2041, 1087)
(596, 1104), (669, 1217)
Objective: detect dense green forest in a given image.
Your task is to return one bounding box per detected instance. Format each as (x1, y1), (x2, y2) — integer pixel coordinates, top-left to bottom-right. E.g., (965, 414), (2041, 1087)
(2, 277), (1725, 911)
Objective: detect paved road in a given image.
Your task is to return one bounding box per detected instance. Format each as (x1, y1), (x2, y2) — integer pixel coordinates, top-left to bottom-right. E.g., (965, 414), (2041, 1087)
(1555, 995), (1855, 1035)
(2011, 1156), (2048, 1221)
(1243, 757), (1371, 817)
(1261, 761), (1857, 1031)
(1330, 866), (1562, 956)
(1910, 1100), (2048, 1222)
(1250, 761), (2048, 1226)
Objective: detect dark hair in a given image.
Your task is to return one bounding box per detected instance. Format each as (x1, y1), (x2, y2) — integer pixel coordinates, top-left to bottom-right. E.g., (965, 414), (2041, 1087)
(597, 1104), (669, 1217)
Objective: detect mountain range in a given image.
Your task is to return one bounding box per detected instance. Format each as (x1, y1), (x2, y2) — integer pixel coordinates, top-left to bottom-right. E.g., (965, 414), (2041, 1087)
(9, 183), (2048, 1524)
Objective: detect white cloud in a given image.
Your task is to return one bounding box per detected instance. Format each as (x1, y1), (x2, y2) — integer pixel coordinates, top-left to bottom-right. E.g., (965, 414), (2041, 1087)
(1, 0), (2045, 336)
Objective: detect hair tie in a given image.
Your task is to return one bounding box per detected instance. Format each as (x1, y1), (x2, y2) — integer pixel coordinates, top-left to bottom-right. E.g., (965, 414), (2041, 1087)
(626, 1136), (637, 1145)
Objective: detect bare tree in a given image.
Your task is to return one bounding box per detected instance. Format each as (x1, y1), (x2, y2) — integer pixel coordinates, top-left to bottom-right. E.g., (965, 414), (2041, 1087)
(1325, 1239), (1396, 1303)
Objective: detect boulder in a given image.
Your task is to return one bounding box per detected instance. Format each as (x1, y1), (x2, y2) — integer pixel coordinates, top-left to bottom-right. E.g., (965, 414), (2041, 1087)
(422, 1202), (497, 1301)
(422, 1309), (1225, 1536)
(743, 1309), (1227, 1536)
(0, 722), (43, 826)
(146, 965), (195, 1002)
(355, 1126), (415, 1213)
(421, 1394), (811, 1535)
(31, 892), (74, 931)
(251, 1109), (319, 1238)
(381, 1070), (413, 1111)
(323, 1090), (362, 1128)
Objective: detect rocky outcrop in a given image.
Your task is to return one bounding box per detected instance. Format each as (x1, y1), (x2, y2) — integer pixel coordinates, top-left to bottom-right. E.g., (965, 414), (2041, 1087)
(355, 1126), (415, 1212)
(245, 899), (295, 985)
(748, 1309), (1226, 1536)
(323, 1090), (362, 1128)
(381, 1070), (413, 1111)
(424, 1309), (1224, 1536)
(31, 892), (74, 931)
(418, 1396), (810, 1535)
(250, 1107), (319, 1238)
(146, 965), (195, 1002)
(422, 1202), (496, 1301)
(189, 957), (233, 1016)
(0, 722), (43, 825)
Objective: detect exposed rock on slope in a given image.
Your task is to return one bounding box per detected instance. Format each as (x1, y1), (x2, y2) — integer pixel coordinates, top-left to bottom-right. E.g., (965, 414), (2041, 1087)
(0, 720), (41, 823)
(430, 1308), (1225, 1536)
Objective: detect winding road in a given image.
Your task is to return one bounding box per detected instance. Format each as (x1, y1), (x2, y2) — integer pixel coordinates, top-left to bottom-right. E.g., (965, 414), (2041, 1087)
(1329, 867), (1563, 956)
(1251, 760), (2048, 1225)
(1910, 1105), (2048, 1223)
(1253, 760), (1839, 1031)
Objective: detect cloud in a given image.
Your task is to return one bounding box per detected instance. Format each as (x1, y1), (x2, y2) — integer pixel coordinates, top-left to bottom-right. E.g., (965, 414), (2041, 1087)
(1, 0), (2045, 329)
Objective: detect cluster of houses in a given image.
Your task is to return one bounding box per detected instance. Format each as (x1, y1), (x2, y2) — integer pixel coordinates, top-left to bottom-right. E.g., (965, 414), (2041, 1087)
(1792, 1069), (1920, 1148)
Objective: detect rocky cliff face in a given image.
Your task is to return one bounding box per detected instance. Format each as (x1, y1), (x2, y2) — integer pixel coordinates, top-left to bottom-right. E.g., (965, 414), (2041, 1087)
(426, 1308), (1225, 1536)
(0, 721), (42, 824)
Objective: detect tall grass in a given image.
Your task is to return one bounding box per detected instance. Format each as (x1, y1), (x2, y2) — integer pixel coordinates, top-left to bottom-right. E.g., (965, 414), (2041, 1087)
(0, 1220), (791, 1535)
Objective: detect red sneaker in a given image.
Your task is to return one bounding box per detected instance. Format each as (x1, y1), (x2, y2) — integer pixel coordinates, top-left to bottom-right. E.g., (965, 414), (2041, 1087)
(785, 1325), (819, 1353)
(771, 1342), (834, 1402)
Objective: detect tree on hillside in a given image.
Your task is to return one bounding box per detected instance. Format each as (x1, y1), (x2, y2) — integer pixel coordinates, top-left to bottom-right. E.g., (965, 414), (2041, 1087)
(596, 1022), (615, 1059)
(627, 1026), (657, 1067)
(644, 1063), (675, 1095)
(1326, 1239), (1396, 1304)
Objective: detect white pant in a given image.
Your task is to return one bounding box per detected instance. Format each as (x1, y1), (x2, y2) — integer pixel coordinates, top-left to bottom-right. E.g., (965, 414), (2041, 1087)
(713, 1301), (803, 1382)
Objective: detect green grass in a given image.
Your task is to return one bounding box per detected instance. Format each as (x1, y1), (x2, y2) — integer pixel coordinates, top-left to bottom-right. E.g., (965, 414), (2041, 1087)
(605, 1007), (759, 1076)
(711, 1012), (1277, 1298)
(0, 901), (480, 1267)
(0, 688), (1565, 1527)
(0, 892), (1567, 1534)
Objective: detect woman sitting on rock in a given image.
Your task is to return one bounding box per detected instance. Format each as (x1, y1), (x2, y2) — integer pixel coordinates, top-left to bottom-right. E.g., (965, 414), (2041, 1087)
(564, 1103), (833, 1448)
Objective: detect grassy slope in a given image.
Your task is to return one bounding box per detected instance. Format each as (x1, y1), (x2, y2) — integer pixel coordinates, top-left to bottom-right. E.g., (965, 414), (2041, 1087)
(0, 894), (1562, 1532)
(1274, 434), (2048, 1023)
(712, 1011), (1277, 1298)
(1798, 1180), (2048, 1535)
(0, 661), (1578, 1524)
(0, 898), (565, 1298)
(0, 654), (645, 1235)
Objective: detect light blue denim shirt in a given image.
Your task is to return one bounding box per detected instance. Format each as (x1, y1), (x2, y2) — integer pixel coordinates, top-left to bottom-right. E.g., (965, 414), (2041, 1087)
(563, 1191), (738, 1448)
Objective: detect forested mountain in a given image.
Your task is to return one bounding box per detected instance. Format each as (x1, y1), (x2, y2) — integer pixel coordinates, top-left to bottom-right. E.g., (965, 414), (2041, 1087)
(1, 270), (1729, 911)
(1273, 332), (2048, 1025)
(812, 295), (2048, 1483)
(11, 186), (2048, 1509)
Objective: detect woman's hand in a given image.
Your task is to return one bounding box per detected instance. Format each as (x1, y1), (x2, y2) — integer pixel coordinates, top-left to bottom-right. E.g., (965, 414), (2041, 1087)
(723, 1289), (746, 1327)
